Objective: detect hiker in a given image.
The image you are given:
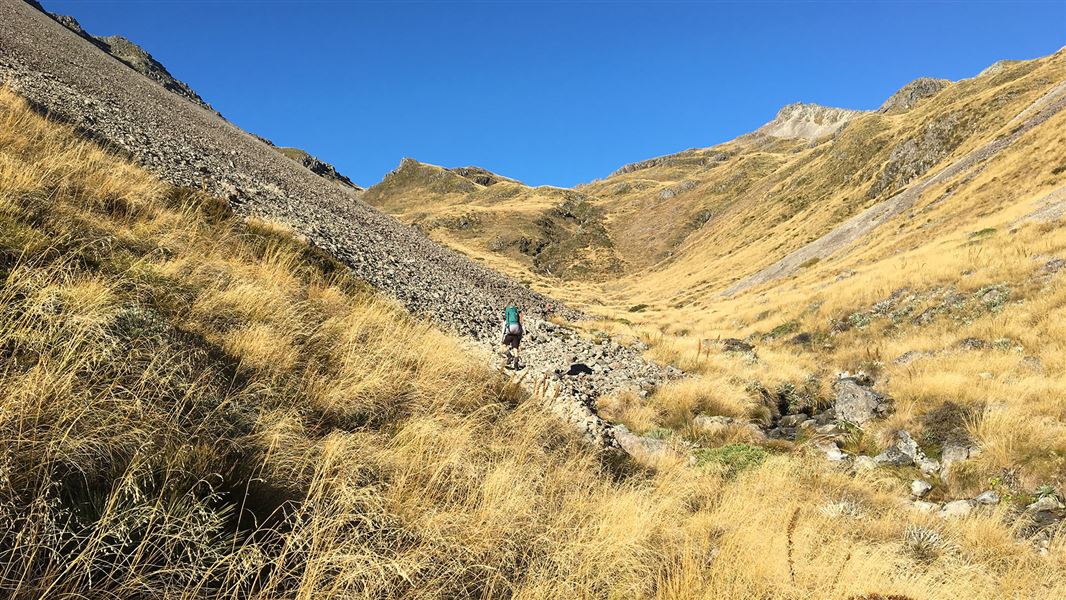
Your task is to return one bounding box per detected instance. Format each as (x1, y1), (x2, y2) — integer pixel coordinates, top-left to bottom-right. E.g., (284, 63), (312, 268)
(501, 303), (524, 369)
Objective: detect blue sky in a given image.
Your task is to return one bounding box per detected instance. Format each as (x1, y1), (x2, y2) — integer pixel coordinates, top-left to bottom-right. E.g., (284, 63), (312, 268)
(44, 1), (1066, 188)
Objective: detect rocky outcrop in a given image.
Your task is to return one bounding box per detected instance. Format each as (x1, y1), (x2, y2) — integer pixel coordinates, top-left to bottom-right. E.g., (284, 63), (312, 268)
(879, 77), (951, 114)
(46, 12), (215, 114)
(754, 102), (867, 141)
(868, 110), (973, 198)
(275, 146), (362, 190)
(451, 166), (520, 187)
(608, 151), (728, 178)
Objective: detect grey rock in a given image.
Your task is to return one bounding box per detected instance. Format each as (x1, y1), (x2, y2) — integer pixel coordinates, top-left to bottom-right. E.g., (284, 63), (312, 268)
(832, 377), (893, 426)
(940, 443), (981, 483)
(912, 500), (939, 513)
(879, 77), (951, 114)
(939, 499), (974, 518)
(779, 413), (809, 428)
(974, 490), (1000, 505)
(893, 350), (928, 365)
(815, 441), (848, 462)
(815, 423), (844, 436)
(911, 480), (933, 498)
(1027, 496), (1065, 513)
(874, 430), (922, 467)
(720, 338), (755, 353)
(917, 457), (941, 475)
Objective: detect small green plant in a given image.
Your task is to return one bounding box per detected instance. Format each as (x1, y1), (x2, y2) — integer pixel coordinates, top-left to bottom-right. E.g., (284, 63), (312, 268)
(847, 312), (872, 329)
(694, 443), (770, 477)
(1035, 484), (1059, 499)
(969, 227), (997, 239)
(644, 427), (673, 440)
(764, 320), (799, 340)
(628, 303), (649, 313)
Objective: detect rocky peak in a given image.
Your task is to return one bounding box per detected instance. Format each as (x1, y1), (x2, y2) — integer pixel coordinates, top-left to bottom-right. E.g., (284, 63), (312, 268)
(755, 102), (867, 141)
(46, 12), (216, 114)
(879, 77), (951, 114)
(450, 165), (519, 187)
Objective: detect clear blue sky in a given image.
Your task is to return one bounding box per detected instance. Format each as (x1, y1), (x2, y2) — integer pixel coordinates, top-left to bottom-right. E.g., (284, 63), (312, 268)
(44, 0), (1066, 188)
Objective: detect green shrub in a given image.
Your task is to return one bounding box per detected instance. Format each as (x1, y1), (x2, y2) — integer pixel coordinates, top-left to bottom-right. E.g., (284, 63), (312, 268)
(628, 303), (650, 313)
(694, 444), (770, 477)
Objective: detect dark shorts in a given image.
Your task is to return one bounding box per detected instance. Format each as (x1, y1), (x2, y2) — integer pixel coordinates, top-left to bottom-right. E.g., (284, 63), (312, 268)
(502, 332), (522, 349)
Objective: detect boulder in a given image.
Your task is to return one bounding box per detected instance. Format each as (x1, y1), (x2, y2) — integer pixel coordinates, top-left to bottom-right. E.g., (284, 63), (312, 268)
(832, 378), (893, 426)
(875, 430), (923, 467)
(974, 490), (1000, 505)
(913, 500), (939, 513)
(917, 457), (941, 475)
(1025, 496), (1066, 528)
(816, 441), (849, 462)
(612, 426), (674, 462)
(940, 500), (974, 518)
(911, 480), (933, 498)
(940, 442), (981, 483)
(779, 413), (809, 428)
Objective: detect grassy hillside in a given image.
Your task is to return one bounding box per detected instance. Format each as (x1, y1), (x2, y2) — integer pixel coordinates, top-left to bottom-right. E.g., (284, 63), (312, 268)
(364, 50), (1066, 318)
(363, 158), (623, 280)
(573, 51), (1066, 511)
(4, 86), (1065, 598)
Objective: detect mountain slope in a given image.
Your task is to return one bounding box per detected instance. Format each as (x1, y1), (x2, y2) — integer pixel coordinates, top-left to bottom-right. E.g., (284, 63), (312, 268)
(47, 8), (364, 191)
(48, 12), (216, 113)
(0, 0), (678, 451)
(363, 51), (1066, 322)
(364, 158), (624, 279)
(6, 78), (1063, 600)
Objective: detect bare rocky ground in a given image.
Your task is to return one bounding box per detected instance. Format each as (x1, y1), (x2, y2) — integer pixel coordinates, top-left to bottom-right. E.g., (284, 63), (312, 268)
(0, 0), (673, 451)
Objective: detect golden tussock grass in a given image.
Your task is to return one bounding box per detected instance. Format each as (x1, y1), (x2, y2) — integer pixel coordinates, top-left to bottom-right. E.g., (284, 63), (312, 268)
(2, 85), (1065, 599)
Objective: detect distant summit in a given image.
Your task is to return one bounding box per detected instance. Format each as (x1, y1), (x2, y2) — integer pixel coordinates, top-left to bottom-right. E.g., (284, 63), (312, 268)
(753, 102), (867, 140)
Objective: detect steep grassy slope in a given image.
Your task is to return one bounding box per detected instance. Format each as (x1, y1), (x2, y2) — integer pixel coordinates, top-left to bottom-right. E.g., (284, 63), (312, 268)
(364, 158), (623, 280)
(5, 85), (1066, 598)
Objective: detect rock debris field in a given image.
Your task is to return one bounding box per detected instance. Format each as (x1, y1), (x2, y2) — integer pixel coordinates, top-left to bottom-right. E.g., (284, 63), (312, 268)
(0, 0), (674, 452)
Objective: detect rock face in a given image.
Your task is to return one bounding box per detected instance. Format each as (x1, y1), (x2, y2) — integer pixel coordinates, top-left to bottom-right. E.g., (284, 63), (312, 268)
(0, 0), (674, 453)
(47, 13), (215, 114)
(754, 102), (867, 141)
(832, 377), (893, 426)
(451, 166), (519, 187)
(275, 146), (362, 190)
(879, 77), (951, 114)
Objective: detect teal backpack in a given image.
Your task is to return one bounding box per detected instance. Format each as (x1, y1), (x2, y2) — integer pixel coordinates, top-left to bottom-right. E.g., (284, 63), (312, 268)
(504, 306), (521, 333)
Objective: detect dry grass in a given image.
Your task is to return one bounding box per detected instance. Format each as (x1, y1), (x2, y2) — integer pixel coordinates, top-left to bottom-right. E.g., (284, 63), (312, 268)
(2, 85), (1066, 599)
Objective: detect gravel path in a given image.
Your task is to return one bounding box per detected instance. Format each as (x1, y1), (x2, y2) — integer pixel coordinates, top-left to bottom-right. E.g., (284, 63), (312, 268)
(0, 0), (673, 451)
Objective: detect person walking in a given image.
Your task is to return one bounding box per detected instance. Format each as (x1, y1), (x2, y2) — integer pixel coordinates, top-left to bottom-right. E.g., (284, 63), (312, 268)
(501, 303), (524, 369)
